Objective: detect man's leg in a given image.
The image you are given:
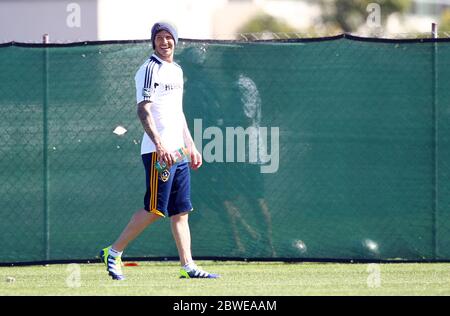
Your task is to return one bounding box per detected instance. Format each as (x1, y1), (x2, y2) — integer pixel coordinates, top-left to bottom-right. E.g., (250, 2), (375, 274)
(110, 152), (164, 252)
(171, 211), (220, 278)
(100, 209), (161, 280)
(170, 212), (192, 266)
(168, 163), (219, 278)
(113, 208), (162, 252)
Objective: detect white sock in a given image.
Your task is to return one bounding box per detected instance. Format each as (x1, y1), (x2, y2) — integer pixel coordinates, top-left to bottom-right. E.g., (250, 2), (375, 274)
(183, 261), (197, 271)
(109, 247), (123, 258)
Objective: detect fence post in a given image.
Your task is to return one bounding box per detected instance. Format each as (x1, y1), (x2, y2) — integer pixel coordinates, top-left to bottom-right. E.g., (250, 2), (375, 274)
(431, 23), (438, 260)
(42, 33), (50, 261)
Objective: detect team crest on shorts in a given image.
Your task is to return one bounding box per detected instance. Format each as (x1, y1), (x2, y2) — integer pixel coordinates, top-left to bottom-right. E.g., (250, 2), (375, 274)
(160, 169), (170, 182)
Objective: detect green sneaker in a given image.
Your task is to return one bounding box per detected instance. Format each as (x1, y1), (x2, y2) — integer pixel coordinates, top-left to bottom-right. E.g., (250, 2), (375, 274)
(99, 246), (125, 281)
(180, 264), (220, 279)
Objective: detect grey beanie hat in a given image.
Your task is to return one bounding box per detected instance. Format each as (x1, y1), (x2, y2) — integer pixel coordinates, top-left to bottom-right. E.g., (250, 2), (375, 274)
(151, 22), (178, 49)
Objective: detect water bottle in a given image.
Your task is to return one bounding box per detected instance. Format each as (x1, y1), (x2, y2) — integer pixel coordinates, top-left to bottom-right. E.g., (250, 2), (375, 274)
(155, 147), (188, 173)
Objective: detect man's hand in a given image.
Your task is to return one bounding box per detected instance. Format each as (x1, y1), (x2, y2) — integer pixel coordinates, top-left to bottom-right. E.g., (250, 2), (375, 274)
(156, 143), (174, 169)
(189, 147), (202, 170)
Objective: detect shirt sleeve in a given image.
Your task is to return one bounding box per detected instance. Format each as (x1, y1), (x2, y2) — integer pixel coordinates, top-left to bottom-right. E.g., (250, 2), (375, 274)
(135, 61), (158, 104)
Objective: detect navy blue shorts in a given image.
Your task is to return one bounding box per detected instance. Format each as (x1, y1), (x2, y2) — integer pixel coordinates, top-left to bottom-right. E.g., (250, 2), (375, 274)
(142, 152), (193, 217)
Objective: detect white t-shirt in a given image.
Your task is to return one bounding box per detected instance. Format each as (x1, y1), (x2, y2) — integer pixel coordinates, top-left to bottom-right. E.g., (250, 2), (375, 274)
(135, 53), (185, 154)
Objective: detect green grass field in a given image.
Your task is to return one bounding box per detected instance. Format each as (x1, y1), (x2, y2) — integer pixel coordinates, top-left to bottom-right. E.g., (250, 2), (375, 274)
(1, 261), (450, 296)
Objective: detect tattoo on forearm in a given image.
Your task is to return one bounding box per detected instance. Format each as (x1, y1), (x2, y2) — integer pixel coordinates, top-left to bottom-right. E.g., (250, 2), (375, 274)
(137, 103), (160, 146)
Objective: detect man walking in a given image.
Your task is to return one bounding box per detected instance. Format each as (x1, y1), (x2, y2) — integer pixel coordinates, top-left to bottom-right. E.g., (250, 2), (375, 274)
(100, 22), (219, 280)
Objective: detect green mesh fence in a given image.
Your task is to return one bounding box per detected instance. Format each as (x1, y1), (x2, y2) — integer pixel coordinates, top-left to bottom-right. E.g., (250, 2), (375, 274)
(0, 36), (449, 263)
